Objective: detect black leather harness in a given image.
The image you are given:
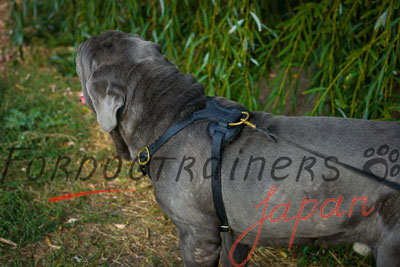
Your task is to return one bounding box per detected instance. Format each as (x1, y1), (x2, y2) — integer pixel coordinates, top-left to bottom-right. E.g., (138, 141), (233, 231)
(138, 97), (260, 232)
(137, 97), (400, 233)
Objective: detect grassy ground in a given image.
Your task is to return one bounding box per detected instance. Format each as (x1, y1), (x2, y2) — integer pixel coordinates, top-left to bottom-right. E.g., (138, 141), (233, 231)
(0, 44), (378, 266)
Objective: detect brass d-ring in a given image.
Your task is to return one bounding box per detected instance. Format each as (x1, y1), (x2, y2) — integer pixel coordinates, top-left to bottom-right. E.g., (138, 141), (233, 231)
(229, 111), (250, 126)
(228, 111), (256, 128)
(137, 146), (150, 166)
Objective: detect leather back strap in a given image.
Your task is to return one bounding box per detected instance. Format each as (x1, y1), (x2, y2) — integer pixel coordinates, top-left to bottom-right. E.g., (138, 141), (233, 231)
(210, 124), (231, 232)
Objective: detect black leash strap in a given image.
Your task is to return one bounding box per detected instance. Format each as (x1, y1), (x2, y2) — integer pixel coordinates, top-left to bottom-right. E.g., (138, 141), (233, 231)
(268, 133), (400, 191)
(251, 123), (400, 191)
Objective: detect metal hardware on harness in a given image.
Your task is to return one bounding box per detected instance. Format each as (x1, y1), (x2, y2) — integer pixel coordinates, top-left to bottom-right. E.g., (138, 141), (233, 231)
(220, 225), (230, 232)
(229, 111), (256, 129)
(138, 146), (150, 165)
(230, 111), (276, 143)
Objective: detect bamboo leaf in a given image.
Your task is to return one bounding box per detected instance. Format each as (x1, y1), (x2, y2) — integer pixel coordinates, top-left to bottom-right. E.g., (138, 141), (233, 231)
(249, 11), (262, 32)
(374, 7), (389, 30)
(303, 87), (326, 94)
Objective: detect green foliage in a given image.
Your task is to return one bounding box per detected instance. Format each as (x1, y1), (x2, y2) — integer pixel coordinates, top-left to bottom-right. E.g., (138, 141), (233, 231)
(9, 0), (400, 118)
(0, 188), (67, 246)
(0, 62), (129, 264)
(0, 57), (92, 190)
(4, 108), (41, 130)
(295, 245), (374, 266)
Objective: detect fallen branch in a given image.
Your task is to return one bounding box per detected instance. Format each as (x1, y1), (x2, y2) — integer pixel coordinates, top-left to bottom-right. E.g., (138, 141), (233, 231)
(0, 237), (17, 247)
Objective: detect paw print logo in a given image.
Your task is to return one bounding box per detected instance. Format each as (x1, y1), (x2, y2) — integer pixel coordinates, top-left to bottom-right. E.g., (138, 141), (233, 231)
(362, 145), (400, 181)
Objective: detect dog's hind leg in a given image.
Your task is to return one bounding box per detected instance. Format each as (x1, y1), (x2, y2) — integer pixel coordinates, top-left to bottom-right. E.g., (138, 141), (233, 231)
(175, 222), (222, 267)
(374, 234), (400, 267)
(374, 194), (400, 267)
(220, 232), (250, 267)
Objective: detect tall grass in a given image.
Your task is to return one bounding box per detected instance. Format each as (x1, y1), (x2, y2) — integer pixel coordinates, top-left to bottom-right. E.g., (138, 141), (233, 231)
(10, 0), (400, 118)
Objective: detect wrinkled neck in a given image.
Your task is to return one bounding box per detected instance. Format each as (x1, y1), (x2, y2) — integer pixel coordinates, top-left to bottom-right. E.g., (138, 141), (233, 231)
(120, 61), (207, 153)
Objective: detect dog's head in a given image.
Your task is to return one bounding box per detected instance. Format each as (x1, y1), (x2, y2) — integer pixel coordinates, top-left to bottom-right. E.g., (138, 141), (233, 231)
(76, 31), (168, 132)
(76, 31), (172, 159)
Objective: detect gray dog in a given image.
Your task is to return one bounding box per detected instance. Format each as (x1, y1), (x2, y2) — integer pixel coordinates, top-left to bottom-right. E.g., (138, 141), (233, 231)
(76, 31), (400, 266)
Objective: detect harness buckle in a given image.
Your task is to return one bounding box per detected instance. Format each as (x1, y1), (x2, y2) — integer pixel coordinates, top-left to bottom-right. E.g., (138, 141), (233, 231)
(228, 111), (256, 129)
(137, 146), (150, 166)
(220, 225), (231, 232)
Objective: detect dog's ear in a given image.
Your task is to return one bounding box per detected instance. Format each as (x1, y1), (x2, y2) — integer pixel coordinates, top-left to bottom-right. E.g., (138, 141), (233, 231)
(86, 66), (125, 132)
